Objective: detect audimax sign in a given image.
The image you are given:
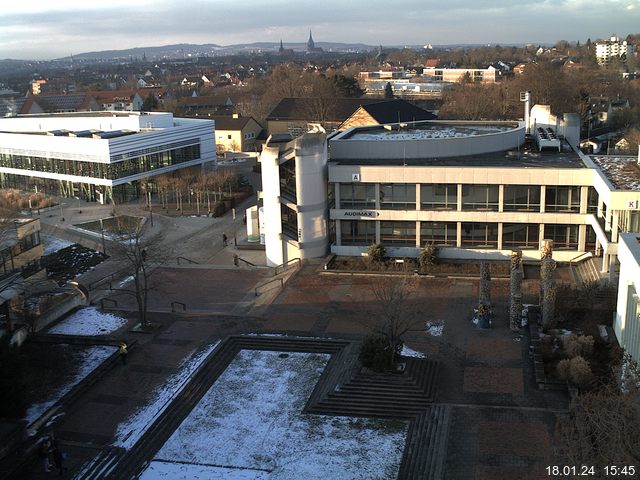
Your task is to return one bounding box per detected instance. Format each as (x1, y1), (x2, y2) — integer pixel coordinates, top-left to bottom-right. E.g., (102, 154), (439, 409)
(342, 210), (380, 218)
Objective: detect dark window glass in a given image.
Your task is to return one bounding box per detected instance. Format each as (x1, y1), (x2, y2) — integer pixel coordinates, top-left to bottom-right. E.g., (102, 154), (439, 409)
(544, 224), (579, 249)
(503, 185), (541, 212)
(502, 223), (539, 249)
(421, 184), (457, 210)
(462, 185), (499, 211)
(340, 220), (376, 245)
(461, 222), (498, 248)
(545, 186), (580, 212)
(380, 184), (416, 210)
(380, 221), (416, 246)
(420, 222), (457, 246)
(340, 183), (375, 209)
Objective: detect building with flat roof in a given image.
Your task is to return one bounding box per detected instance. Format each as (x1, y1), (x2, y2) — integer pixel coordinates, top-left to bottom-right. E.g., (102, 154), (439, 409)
(596, 35), (635, 65)
(614, 233), (640, 364)
(0, 111), (215, 203)
(259, 107), (640, 272)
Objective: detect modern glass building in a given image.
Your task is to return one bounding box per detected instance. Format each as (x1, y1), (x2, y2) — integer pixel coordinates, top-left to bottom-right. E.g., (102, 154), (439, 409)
(0, 111), (215, 203)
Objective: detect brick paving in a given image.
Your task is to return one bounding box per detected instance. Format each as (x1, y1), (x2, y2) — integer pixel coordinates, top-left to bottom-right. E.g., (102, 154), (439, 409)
(9, 259), (575, 479)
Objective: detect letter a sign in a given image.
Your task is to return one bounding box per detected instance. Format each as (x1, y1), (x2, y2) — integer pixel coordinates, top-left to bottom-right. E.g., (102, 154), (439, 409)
(352, 173), (360, 182)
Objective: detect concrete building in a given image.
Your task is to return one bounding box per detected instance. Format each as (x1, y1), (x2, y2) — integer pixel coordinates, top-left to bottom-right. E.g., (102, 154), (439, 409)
(0, 111), (215, 203)
(596, 35), (635, 65)
(614, 233), (640, 364)
(259, 107), (640, 272)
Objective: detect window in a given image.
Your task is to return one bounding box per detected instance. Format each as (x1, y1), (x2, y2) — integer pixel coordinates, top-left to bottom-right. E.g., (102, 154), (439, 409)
(503, 186), (540, 212)
(421, 184), (457, 210)
(380, 184), (416, 210)
(380, 221), (416, 246)
(340, 220), (376, 245)
(420, 222), (456, 246)
(281, 204), (298, 240)
(545, 186), (580, 212)
(544, 224), (579, 250)
(587, 187), (598, 214)
(340, 183), (375, 209)
(461, 223), (499, 248)
(462, 185), (499, 211)
(502, 223), (538, 249)
(279, 158), (296, 201)
(227, 134), (232, 140)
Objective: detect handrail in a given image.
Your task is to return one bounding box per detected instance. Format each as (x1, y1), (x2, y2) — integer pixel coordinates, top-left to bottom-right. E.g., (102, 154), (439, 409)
(255, 278), (284, 296)
(274, 257), (301, 276)
(237, 257), (255, 266)
(177, 256), (199, 265)
(569, 251), (592, 266)
(171, 301), (186, 312)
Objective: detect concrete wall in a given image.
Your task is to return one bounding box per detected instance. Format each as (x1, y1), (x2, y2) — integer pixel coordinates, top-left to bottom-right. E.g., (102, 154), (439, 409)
(614, 233), (640, 363)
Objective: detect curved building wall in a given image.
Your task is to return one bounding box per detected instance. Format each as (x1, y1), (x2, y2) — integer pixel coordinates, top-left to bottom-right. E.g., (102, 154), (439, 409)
(295, 133), (328, 259)
(330, 121), (525, 159)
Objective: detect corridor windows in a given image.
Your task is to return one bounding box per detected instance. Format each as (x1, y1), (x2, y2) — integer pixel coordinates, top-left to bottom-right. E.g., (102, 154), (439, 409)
(421, 184), (457, 210)
(503, 186), (540, 212)
(340, 183), (376, 209)
(462, 185), (499, 211)
(380, 184), (416, 210)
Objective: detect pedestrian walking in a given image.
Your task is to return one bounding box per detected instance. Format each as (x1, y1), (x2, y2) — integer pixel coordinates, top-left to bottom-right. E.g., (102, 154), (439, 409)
(222, 233), (228, 247)
(51, 443), (68, 476)
(118, 342), (128, 365)
(38, 436), (52, 472)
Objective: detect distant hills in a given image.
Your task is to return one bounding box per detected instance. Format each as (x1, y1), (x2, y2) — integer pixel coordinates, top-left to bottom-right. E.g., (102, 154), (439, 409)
(59, 42), (379, 61)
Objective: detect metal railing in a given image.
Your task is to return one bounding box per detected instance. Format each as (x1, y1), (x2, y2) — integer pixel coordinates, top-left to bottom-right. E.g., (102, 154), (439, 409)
(273, 258), (301, 276)
(177, 256), (199, 265)
(255, 278), (284, 296)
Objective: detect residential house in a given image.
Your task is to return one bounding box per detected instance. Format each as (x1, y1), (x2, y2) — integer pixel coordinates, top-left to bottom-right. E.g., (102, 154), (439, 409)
(339, 99), (436, 130)
(213, 114), (263, 152)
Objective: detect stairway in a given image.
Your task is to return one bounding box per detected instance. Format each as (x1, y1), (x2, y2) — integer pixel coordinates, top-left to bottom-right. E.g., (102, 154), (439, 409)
(572, 257), (602, 287)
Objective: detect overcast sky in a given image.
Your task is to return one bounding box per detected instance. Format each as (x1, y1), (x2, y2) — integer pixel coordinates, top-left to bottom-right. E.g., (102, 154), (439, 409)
(1, 0), (639, 60)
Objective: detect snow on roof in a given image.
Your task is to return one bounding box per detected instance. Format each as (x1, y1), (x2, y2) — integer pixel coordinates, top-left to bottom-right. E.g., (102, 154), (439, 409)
(591, 155), (640, 191)
(347, 123), (515, 141)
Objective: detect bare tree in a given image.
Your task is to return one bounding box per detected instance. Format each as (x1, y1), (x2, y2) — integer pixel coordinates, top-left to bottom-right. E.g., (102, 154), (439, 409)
(367, 275), (425, 365)
(109, 208), (171, 329)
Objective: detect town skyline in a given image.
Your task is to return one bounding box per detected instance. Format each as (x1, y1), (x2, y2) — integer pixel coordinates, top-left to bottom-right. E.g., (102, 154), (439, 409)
(1, 0), (639, 60)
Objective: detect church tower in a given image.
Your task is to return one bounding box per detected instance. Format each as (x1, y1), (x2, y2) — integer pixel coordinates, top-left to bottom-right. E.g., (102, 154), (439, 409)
(307, 30), (315, 52)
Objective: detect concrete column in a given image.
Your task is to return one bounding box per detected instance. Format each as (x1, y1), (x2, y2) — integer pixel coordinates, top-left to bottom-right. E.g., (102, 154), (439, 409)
(608, 255), (617, 281)
(605, 205), (612, 231)
(579, 186), (589, 214)
(457, 184), (463, 211)
(539, 186), (546, 213)
(456, 221), (462, 248)
(334, 183), (341, 209)
(602, 253), (610, 273)
(415, 183), (421, 211)
(539, 224), (546, 247)
(497, 223), (504, 250)
(416, 221), (421, 248)
(375, 220), (381, 244)
(578, 224), (587, 252)
(597, 198), (604, 217)
(375, 184), (381, 210)
(498, 185), (504, 213)
(612, 210), (620, 242)
(335, 219), (342, 246)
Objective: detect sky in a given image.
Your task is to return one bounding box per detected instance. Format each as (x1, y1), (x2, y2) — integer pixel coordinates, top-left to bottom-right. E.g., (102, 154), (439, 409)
(1, 0), (639, 60)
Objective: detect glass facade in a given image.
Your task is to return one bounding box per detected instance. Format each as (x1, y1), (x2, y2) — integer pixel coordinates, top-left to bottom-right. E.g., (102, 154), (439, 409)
(462, 185), (499, 211)
(279, 158), (296, 201)
(380, 184), (416, 210)
(461, 222), (499, 248)
(340, 183), (376, 209)
(420, 184), (457, 210)
(420, 222), (456, 246)
(380, 221), (416, 246)
(587, 187), (598, 214)
(545, 186), (580, 212)
(502, 223), (538, 249)
(281, 204), (298, 240)
(340, 220), (376, 245)
(503, 185), (540, 212)
(0, 143), (200, 181)
(544, 224), (579, 249)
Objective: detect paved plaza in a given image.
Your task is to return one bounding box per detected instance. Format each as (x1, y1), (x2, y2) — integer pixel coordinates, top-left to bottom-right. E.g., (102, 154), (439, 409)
(6, 186), (569, 479)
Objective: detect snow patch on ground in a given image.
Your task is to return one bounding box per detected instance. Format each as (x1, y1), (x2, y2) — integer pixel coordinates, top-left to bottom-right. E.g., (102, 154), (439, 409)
(113, 342), (220, 450)
(425, 320), (444, 336)
(401, 345), (426, 358)
(25, 345), (115, 425)
(139, 461), (269, 480)
(47, 307), (127, 336)
(147, 349), (407, 479)
(41, 235), (74, 255)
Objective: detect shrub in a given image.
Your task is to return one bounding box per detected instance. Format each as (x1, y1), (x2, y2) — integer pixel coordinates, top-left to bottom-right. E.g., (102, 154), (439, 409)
(563, 334), (595, 358)
(418, 243), (439, 269)
(367, 243), (386, 264)
(569, 356), (593, 388)
(360, 334), (392, 371)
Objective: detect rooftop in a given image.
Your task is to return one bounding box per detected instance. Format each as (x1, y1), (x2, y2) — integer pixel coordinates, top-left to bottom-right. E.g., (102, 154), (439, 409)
(330, 140), (586, 168)
(342, 122), (517, 141)
(591, 155), (640, 191)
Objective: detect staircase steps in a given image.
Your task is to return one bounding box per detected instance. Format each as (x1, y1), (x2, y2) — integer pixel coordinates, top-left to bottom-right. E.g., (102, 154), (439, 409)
(73, 447), (125, 480)
(397, 404), (451, 480)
